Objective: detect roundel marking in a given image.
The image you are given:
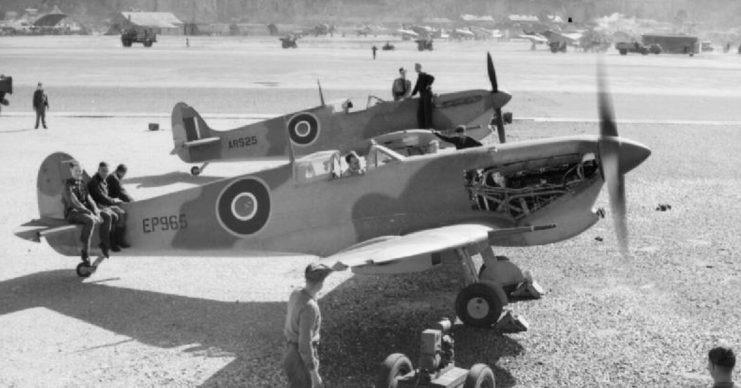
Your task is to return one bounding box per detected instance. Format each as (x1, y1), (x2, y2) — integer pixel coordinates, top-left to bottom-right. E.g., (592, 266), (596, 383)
(287, 112), (320, 146)
(216, 178), (270, 236)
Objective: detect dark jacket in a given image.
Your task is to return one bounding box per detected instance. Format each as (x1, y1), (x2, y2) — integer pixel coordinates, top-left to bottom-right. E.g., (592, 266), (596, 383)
(411, 72), (435, 96)
(106, 173), (133, 203)
(434, 132), (483, 150)
(33, 89), (48, 110)
(88, 173), (117, 207)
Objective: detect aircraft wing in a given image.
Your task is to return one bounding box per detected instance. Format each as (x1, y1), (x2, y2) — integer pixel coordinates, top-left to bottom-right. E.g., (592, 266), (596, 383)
(320, 223), (554, 274)
(518, 34), (548, 43)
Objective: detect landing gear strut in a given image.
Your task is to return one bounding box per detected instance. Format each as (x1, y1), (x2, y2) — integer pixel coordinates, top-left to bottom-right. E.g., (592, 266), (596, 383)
(190, 162), (210, 176)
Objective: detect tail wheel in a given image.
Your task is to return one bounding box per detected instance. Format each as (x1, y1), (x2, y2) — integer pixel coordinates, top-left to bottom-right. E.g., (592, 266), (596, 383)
(455, 281), (507, 327)
(190, 166), (201, 176)
(76, 262), (93, 278)
(464, 364), (496, 388)
(376, 353), (412, 388)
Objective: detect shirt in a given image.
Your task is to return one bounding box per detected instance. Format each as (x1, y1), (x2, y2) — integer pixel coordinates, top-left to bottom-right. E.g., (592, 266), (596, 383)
(106, 172), (132, 202)
(411, 72), (435, 96)
(392, 78), (411, 101)
(87, 173), (117, 207)
(434, 132), (483, 150)
(33, 89), (48, 110)
(284, 288), (321, 370)
(62, 178), (94, 217)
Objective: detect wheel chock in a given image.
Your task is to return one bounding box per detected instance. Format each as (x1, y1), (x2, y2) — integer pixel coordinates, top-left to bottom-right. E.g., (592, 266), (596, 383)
(511, 279), (544, 299)
(495, 311), (529, 333)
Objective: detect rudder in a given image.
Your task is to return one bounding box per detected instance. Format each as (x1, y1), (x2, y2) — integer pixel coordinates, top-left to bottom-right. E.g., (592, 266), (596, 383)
(171, 102), (213, 161)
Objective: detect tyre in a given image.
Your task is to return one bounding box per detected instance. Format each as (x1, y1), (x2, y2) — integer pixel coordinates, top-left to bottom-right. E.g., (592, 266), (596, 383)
(619, 48), (627, 55)
(191, 166), (201, 176)
(376, 353), (412, 388)
(76, 262), (92, 278)
(464, 363), (496, 388)
(144, 40), (153, 47)
(455, 281), (507, 327)
(122, 39), (132, 47)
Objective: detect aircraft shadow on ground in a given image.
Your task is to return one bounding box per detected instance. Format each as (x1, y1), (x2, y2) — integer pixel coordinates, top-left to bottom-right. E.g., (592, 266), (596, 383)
(126, 171), (223, 188)
(0, 265), (522, 387)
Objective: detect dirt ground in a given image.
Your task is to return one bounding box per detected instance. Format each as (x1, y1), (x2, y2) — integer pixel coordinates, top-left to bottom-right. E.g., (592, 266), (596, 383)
(0, 36), (740, 387)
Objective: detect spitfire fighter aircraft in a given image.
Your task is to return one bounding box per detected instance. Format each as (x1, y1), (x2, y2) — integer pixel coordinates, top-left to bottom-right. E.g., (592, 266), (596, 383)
(170, 54), (511, 176)
(16, 62), (650, 328)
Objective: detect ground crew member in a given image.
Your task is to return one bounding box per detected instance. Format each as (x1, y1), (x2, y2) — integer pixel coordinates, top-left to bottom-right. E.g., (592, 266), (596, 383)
(391, 67), (411, 101)
(411, 63), (435, 129)
(0, 74), (11, 115)
(708, 346), (737, 388)
(283, 263), (334, 388)
(88, 162), (129, 251)
(32, 82), (49, 129)
(433, 125), (482, 150)
(372, 45), (378, 59)
(62, 161), (114, 261)
(106, 164), (133, 203)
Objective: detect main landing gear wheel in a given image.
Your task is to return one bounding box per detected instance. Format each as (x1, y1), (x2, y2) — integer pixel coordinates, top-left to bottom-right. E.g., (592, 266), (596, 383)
(75, 262), (94, 278)
(376, 353), (412, 388)
(190, 166), (201, 176)
(455, 281), (508, 327)
(464, 363), (496, 388)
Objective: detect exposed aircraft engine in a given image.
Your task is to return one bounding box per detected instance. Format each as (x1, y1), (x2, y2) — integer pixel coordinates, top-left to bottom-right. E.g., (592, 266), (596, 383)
(466, 154), (600, 219)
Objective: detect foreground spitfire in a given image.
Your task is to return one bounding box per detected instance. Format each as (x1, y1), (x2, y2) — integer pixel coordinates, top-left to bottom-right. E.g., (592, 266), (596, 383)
(170, 53), (511, 176)
(16, 61), (649, 327)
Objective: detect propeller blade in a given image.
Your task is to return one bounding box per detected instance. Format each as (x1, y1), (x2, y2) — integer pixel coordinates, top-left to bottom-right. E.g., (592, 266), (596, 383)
(487, 52), (498, 93)
(597, 59), (629, 258)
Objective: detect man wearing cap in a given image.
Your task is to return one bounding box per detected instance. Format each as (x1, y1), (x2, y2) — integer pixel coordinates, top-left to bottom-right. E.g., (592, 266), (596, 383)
(411, 63), (435, 128)
(708, 346), (737, 388)
(32, 82), (49, 129)
(282, 263), (334, 388)
(433, 125), (482, 150)
(391, 67), (412, 101)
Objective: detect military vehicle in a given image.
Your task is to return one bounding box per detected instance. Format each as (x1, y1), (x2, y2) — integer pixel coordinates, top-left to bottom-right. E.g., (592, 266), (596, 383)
(280, 34), (298, 48)
(416, 38), (434, 51)
(121, 28), (156, 47)
(615, 41), (662, 55)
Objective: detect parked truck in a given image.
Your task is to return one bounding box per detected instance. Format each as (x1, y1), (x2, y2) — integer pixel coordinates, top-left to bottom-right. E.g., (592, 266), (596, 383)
(121, 28), (156, 47)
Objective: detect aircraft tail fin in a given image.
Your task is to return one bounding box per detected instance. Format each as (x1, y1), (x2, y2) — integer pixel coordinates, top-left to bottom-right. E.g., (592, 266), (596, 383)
(171, 102), (217, 160)
(37, 152), (80, 219)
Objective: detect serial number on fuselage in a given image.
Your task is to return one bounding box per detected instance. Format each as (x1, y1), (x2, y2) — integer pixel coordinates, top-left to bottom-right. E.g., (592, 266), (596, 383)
(142, 214), (188, 233)
(227, 136), (258, 149)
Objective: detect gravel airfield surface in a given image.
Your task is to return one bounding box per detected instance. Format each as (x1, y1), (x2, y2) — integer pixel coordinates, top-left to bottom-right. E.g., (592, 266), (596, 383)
(0, 36), (740, 387)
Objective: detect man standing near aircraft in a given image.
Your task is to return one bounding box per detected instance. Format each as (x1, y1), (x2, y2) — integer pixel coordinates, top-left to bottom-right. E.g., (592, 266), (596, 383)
(433, 125), (482, 150)
(106, 164), (134, 203)
(283, 263), (333, 388)
(88, 162), (129, 251)
(32, 82), (49, 129)
(411, 63), (435, 129)
(62, 161), (114, 261)
(391, 67), (411, 101)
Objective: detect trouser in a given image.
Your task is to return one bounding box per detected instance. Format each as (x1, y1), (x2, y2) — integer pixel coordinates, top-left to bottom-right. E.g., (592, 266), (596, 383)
(66, 210), (99, 255)
(104, 205), (128, 246)
(283, 342), (317, 388)
(417, 92), (433, 129)
(35, 108), (46, 128)
(97, 210), (114, 248)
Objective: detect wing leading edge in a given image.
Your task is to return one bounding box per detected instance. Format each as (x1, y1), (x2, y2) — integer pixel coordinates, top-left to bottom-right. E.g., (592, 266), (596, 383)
(321, 224), (555, 275)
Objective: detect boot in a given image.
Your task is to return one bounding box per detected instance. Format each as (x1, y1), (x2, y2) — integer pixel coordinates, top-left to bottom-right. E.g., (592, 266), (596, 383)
(81, 249), (90, 265)
(98, 243), (110, 258)
(115, 227), (131, 249)
(110, 231), (121, 252)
